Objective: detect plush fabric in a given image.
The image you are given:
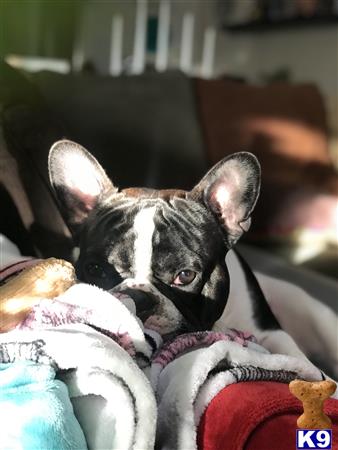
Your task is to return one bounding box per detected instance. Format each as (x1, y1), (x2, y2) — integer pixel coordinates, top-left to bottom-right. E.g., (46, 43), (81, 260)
(197, 381), (338, 450)
(151, 335), (326, 450)
(1, 241), (337, 450)
(0, 276), (159, 450)
(20, 283), (155, 361)
(0, 324), (158, 450)
(0, 361), (87, 450)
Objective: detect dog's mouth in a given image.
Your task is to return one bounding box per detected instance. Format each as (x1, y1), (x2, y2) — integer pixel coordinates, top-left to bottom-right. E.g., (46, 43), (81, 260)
(117, 287), (157, 322)
(111, 283), (185, 337)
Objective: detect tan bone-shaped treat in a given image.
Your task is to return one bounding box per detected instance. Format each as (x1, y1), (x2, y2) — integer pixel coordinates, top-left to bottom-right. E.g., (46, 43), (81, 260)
(0, 258), (76, 332)
(289, 379), (337, 429)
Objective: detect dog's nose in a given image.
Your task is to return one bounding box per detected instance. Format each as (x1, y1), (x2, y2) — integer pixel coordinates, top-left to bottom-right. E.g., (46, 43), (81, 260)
(117, 288), (156, 321)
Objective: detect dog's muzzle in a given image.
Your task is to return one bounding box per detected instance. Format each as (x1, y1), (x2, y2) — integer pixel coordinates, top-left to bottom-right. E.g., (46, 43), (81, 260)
(113, 286), (157, 321)
(110, 279), (184, 336)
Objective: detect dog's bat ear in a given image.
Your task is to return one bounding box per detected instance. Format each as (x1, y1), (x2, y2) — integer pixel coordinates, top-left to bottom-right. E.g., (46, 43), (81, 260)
(48, 140), (117, 231)
(189, 152), (261, 246)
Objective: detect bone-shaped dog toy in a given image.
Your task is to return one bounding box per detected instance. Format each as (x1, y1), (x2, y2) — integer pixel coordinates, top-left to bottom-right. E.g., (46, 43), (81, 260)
(289, 379), (337, 429)
(0, 258), (76, 332)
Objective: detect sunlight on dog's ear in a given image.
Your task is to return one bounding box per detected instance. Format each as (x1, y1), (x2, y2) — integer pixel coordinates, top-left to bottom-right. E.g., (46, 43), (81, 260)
(48, 140), (118, 230)
(189, 152), (261, 247)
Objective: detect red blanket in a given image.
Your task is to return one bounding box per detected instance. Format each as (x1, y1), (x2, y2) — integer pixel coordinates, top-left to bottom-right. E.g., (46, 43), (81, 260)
(198, 381), (338, 450)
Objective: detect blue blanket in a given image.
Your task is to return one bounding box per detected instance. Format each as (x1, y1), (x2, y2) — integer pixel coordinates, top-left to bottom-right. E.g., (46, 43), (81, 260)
(0, 361), (87, 450)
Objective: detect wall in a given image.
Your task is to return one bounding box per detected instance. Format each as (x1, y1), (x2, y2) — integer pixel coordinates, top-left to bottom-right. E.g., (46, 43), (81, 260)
(77, 1), (338, 136)
(76, 1), (136, 74)
(214, 26), (338, 136)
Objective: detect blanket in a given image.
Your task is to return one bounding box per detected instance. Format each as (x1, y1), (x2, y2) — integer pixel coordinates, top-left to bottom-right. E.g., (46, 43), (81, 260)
(1, 324), (325, 450)
(0, 283), (328, 450)
(0, 282), (158, 450)
(150, 332), (325, 450)
(0, 239), (335, 450)
(0, 324), (157, 450)
(0, 361), (87, 450)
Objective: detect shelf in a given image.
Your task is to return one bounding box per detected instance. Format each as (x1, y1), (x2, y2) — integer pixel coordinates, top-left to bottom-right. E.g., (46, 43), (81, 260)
(223, 15), (338, 33)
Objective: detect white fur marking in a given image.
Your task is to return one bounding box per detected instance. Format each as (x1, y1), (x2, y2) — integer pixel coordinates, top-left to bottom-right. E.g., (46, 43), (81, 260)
(133, 207), (156, 282)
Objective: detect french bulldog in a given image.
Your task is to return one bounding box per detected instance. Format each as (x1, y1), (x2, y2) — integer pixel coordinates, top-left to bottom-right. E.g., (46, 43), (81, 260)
(48, 140), (337, 377)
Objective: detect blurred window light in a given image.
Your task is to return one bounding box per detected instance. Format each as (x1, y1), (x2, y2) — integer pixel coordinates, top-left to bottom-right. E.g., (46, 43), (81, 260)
(132, 0), (148, 74)
(5, 54), (70, 74)
(109, 15), (124, 76)
(292, 228), (337, 264)
(201, 27), (217, 79)
(180, 12), (195, 74)
(155, 0), (171, 72)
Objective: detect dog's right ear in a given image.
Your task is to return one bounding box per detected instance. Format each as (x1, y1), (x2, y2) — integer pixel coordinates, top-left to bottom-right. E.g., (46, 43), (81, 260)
(48, 140), (117, 231)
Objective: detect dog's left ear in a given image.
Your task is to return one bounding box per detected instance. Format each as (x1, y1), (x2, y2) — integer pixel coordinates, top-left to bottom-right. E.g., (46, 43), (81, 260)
(189, 152), (260, 246)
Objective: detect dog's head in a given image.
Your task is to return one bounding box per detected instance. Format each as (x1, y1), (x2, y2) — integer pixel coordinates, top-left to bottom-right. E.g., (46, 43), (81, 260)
(48, 140), (260, 337)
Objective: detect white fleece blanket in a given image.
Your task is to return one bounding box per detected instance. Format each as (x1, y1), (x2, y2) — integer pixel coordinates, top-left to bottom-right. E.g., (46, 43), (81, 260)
(0, 282), (334, 450)
(0, 283), (159, 450)
(148, 329), (329, 450)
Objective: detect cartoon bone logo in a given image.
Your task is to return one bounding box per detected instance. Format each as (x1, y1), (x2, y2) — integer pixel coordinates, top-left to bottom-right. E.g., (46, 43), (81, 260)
(289, 379), (337, 429)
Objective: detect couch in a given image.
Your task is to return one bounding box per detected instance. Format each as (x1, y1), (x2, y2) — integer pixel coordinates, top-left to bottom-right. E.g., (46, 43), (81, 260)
(1, 61), (337, 276)
(1, 62), (207, 259)
(1, 61), (337, 449)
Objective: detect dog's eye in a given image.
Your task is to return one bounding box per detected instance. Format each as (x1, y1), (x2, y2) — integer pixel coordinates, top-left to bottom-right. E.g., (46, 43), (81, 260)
(172, 270), (196, 286)
(85, 262), (107, 279)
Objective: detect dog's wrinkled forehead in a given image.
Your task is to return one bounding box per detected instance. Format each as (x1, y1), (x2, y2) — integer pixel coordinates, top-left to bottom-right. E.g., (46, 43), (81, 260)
(82, 191), (223, 278)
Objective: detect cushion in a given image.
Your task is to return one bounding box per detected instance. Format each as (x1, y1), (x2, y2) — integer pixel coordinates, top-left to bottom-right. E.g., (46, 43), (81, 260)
(197, 381), (338, 450)
(195, 79), (338, 269)
(30, 70), (207, 190)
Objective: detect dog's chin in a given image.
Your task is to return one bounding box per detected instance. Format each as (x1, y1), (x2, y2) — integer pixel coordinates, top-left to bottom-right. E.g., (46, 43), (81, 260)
(144, 313), (183, 337)
(143, 313), (197, 343)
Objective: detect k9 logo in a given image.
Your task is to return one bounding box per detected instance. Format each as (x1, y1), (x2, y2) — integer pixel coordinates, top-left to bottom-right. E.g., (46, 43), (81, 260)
(296, 429), (332, 449)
